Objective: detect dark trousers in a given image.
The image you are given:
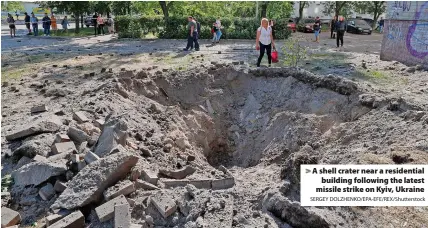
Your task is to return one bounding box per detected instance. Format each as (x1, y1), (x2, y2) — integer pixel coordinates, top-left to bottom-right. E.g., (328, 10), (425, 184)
(98, 24), (105, 35)
(94, 23), (98, 36)
(257, 42), (272, 67)
(186, 31), (199, 50)
(336, 30), (344, 47)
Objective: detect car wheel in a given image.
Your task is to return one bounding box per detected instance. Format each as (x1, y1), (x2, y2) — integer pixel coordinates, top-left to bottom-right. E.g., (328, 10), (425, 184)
(368, 32), (372, 35)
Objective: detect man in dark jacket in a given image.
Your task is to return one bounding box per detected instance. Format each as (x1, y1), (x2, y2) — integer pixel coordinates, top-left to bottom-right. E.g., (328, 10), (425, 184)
(93, 13), (98, 36)
(194, 17), (201, 39)
(335, 16), (347, 48)
(42, 13), (51, 36)
(330, 16), (337, 39)
(24, 12), (31, 35)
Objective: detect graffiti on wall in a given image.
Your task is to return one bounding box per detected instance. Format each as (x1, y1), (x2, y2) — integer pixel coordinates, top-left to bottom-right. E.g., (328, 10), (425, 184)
(382, 1), (428, 64)
(406, 1), (428, 58)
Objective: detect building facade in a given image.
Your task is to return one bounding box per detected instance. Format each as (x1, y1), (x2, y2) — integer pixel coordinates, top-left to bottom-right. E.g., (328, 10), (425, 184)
(380, 1), (428, 66)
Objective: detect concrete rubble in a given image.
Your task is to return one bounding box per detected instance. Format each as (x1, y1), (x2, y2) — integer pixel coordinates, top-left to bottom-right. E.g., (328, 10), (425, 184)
(2, 63), (427, 227)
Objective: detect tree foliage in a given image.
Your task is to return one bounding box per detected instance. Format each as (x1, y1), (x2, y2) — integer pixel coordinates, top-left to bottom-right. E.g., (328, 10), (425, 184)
(322, 1), (354, 18)
(297, 1), (310, 24)
(2, 1), (25, 12)
(354, 1), (386, 27)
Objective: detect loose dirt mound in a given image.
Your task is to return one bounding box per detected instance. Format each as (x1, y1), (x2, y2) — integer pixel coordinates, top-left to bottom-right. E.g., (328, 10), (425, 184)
(1, 64), (428, 227)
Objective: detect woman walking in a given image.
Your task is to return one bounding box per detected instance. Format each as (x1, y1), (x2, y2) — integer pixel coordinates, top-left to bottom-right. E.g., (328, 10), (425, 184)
(256, 18), (275, 68)
(107, 16), (114, 34)
(7, 14), (16, 38)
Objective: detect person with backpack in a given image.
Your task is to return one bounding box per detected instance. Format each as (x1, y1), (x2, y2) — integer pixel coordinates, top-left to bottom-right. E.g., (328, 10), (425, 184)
(24, 12), (32, 35)
(194, 17), (201, 39)
(61, 16), (70, 33)
(42, 13), (51, 36)
(335, 16), (347, 48)
(313, 16), (321, 43)
(255, 18), (275, 68)
(107, 16), (114, 34)
(7, 14), (16, 38)
(30, 12), (39, 36)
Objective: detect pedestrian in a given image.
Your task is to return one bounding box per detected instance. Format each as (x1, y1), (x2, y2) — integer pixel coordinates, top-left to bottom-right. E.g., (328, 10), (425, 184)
(269, 20), (275, 39)
(313, 16), (321, 42)
(194, 17), (201, 39)
(51, 13), (57, 35)
(7, 14), (16, 38)
(107, 16), (114, 34)
(97, 14), (105, 35)
(93, 13), (98, 36)
(42, 13), (51, 36)
(336, 16), (347, 48)
(211, 22), (218, 44)
(31, 12), (39, 36)
(256, 18), (275, 68)
(61, 16), (70, 33)
(183, 16), (199, 51)
(330, 16), (337, 39)
(15, 11), (19, 20)
(24, 12), (32, 35)
(214, 17), (222, 43)
(379, 17), (384, 33)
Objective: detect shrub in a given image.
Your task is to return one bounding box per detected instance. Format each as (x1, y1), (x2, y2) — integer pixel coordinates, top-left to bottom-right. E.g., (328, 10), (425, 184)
(116, 15), (291, 40)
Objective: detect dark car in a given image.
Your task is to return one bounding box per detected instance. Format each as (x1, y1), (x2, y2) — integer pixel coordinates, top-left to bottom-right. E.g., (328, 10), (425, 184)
(85, 16), (94, 27)
(362, 18), (374, 27)
(347, 19), (372, 35)
(297, 18), (315, 33)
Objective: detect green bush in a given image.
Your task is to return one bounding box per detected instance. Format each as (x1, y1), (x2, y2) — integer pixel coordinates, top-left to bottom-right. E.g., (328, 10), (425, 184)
(116, 15), (291, 40)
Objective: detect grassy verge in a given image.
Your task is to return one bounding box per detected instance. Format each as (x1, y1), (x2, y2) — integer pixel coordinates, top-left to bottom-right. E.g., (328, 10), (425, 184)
(50, 27), (97, 37)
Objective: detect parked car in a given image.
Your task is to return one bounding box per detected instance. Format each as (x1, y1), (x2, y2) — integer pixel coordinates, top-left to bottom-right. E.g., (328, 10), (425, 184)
(286, 18), (296, 32)
(85, 16), (94, 27)
(362, 18), (374, 27)
(347, 18), (372, 34)
(297, 18), (315, 33)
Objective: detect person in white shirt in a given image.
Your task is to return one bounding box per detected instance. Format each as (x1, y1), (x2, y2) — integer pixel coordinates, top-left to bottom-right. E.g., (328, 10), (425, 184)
(256, 18), (275, 67)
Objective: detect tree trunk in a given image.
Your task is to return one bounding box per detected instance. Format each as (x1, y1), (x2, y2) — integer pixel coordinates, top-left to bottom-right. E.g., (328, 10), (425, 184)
(260, 1), (268, 18)
(335, 2), (346, 17)
(372, 2), (380, 28)
(81, 15), (83, 27)
(159, 1), (169, 18)
(297, 2), (306, 24)
(107, 12), (110, 18)
(75, 13), (80, 33)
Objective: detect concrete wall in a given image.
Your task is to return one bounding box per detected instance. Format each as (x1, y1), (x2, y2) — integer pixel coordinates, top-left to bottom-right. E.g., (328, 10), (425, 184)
(380, 1), (428, 66)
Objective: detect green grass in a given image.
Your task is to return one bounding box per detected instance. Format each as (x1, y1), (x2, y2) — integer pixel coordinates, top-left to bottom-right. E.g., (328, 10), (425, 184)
(1, 66), (33, 82)
(1, 175), (14, 192)
(50, 27), (97, 37)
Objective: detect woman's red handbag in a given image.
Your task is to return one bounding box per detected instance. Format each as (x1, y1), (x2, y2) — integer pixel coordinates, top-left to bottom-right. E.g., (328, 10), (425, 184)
(271, 49), (279, 63)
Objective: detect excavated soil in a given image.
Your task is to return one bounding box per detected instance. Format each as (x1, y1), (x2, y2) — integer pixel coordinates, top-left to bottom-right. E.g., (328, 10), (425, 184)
(2, 61), (428, 227)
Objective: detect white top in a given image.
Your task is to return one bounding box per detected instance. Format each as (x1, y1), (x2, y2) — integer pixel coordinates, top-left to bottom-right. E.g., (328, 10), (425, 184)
(258, 26), (272, 45)
(216, 20), (221, 29)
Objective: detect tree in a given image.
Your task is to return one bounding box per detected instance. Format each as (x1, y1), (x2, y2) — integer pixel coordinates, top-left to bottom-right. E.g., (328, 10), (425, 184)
(267, 1), (294, 19)
(159, 1), (174, 18)
(354, 1), (386, 28)
(260, 1), (269, 18)
(111, 1), (132, 16)
(2, 1), (25, 12)
(322, 1), (354, 18)
(297, 1), (310, 24)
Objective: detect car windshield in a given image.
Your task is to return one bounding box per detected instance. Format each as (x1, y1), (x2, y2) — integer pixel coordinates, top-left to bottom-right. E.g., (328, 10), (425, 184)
(304, 19), (315, 23)
(354, 20), (369, 26)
